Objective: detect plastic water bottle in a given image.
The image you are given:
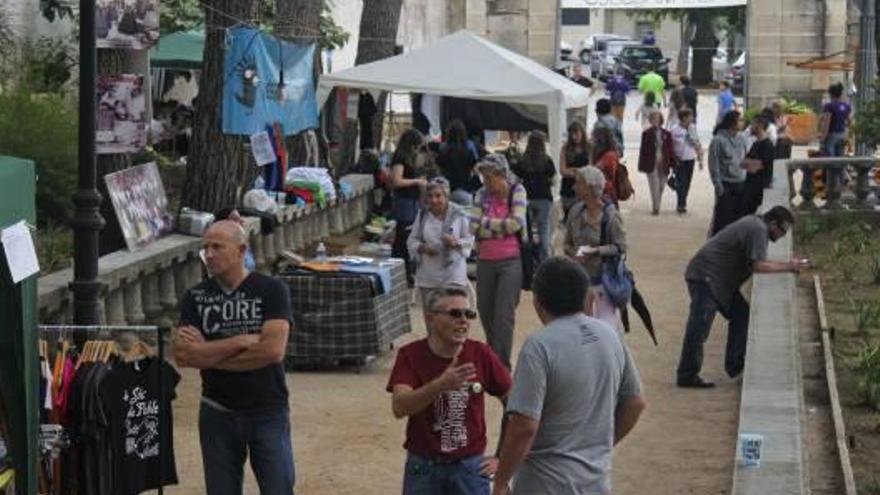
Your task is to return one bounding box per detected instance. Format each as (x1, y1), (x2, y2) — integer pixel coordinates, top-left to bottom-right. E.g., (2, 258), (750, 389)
(316, 241), (327, 261)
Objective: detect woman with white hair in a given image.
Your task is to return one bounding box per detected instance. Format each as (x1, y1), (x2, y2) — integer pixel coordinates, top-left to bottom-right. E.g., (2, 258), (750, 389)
(638, 109), (677, 215)
(469, 153), (527, 369)
(407, 177), (475, 313)
(564, 166), (628, 326)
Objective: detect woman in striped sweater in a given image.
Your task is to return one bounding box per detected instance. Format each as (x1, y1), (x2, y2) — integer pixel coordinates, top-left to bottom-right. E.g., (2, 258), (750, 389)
(470, 154), (527, 369)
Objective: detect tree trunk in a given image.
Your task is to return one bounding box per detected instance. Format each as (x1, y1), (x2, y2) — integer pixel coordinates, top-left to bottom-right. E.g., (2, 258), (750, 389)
(676, 17), (691, 78)
(275, 0), (325, 169)
(182, 0), (260, 213)
(354, 0), (404, 151)
(689, 10), (718, 86)
(97, 49), (133, 255)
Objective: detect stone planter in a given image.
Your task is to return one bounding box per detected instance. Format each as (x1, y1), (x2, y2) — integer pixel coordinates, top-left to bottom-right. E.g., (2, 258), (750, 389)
(786, 111), (818, 145)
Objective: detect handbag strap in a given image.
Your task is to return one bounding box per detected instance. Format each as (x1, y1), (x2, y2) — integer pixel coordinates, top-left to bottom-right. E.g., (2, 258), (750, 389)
(599, 202), (622, 258)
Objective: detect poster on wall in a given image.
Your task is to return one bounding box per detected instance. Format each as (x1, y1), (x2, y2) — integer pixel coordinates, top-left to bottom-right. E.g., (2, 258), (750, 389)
(96, 0), (160, 49)
(222, 26), (319, 136)
(580, 0), (745, 7)
(97, 74), (148, 154)
(104, 162), (174, 251)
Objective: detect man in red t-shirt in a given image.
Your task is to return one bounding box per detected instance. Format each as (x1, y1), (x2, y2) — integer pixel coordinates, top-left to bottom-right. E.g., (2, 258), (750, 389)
(387, 286), (512, 494)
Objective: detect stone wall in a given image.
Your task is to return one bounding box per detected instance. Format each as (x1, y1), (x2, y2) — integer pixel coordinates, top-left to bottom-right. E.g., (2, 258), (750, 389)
(38, 175), (375, 327)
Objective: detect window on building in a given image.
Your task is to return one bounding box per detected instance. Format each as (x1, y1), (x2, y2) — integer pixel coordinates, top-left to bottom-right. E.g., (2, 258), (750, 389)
(635, 21), (654, 39)
(561, 8), (590, 26)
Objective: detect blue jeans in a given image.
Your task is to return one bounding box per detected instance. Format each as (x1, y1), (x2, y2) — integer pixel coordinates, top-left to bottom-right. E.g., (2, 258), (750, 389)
(676, 280), (750, 382)
(403, 453), (490, 495)
(822, 131), (847, 157)
(527, 199), (553, 263)
(199, 401), (295, 495)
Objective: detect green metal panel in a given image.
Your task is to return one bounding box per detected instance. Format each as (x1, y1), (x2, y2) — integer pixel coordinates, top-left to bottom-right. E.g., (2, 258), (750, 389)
(0, 156), (38, 495)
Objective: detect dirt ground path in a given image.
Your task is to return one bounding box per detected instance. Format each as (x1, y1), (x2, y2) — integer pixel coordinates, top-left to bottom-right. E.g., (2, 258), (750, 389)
(162, 94), (742, 494)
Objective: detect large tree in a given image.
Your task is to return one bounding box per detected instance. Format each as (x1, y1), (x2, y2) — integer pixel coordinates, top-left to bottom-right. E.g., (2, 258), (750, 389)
(182, 0), (261, 213)
(356, 0), (404, 147)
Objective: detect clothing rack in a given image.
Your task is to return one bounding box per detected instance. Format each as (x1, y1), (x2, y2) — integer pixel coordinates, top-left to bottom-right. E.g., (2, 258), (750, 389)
(37, 325), (169, 495)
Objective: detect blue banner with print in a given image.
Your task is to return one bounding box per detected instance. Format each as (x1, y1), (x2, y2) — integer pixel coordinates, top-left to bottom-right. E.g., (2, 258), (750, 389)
(222, 27), (318, 136)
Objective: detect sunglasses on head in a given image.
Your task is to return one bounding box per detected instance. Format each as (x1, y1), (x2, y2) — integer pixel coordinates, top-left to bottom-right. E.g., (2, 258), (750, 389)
(431, 308), (478, 320)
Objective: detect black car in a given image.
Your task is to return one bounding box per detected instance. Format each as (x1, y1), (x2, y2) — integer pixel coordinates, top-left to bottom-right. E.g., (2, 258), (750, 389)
(612, 45), (670, 85)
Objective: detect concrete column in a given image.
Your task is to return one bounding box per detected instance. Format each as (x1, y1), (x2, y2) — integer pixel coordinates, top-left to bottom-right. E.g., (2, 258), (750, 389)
(186, 257), (203, 288)
(174, 259), (189, 298)
(141, 271), (163, 322)
(284, 218), (296, 250)
(105, 288), (127, 326)
(275, 222), (288, 254)
(331, 204), (344, 234)
(264, 231), (277, 267)
(319, 208), (330, 238)
(293, 218), (304, 251)
(123, 279), (146, 325)
(159, 266), (178, 312)
(251, 232), (266, 271)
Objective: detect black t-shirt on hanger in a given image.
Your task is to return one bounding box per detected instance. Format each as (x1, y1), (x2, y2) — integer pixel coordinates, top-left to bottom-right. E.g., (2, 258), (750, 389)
(101, 358), (180, 495)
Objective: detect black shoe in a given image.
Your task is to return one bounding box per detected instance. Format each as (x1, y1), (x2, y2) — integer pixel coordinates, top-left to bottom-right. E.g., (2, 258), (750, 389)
(677, 376), (716, 389)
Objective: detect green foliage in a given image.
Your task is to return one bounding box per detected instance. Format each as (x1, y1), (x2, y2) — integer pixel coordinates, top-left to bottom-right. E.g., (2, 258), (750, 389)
(854, 80), (880, 152)
(160, 0), (204, 35)
(742, 106), (764, 125)
(35, 222), (72, 272)
(796, 215), (823, 244)
(854, 344), (880, 411)
(850, 297), (880, 334)
(780, 96), (810, 115)
(0, 88), (78, 225)
(40, 0), (75, 22)
(838, 222), (874, 255)
(21, 37), (78, 93)
(871, 253), (880, 286)
(319, 0), (349, 50)
(863, 478), (880, 495)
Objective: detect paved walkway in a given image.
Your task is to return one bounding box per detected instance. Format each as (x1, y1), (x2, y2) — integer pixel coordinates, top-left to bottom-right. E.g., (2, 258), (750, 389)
(164, 93), (743, 494)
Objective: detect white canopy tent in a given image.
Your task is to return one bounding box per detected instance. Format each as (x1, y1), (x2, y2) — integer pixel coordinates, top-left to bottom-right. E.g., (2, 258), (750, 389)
(317, 30), (591, 166)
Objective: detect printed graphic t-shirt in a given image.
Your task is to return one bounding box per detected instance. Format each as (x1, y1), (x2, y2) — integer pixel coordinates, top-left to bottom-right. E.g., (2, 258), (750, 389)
(179, 272), (293, 410)
(386, 339), (512, 460)
(101, 358), (181, 495)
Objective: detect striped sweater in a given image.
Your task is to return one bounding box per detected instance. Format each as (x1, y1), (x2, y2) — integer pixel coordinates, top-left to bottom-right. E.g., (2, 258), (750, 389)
(469, 182), (528, 242)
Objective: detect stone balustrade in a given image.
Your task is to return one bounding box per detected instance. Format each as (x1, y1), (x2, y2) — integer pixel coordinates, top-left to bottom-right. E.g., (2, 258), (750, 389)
(786, 157), (879, 210)
(38, 174), (375, 325)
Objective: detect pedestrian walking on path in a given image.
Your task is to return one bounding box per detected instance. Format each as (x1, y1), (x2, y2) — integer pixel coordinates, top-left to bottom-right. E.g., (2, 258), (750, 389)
(819, 82), (852, 158)
(387, 287), (512, 495)
(407, 177), (475, 318)
(175, 220), (296, 495)
(679, 76), (699, 123)
(593, 98), (624, 155)
(438, 120), (480, 207)
(559, 121), (591, 220)
(637, 64), (665, 110)
(638, 110), (676, 215)
(470, 154), (527, 369)
(391, 129), (429, 285)
(590, 126), (621, 206)
(492, 257), (645, 495)
(741, 117), (775, 215)
(512, 131), (556, 263)
(669, 108), (704, 214)
(708, 111), (747, 235)
(606, 71), (631, 123)
(716, 81), (736, 124)
(563, 166), (626, 327)
(676, 207), (807, 388)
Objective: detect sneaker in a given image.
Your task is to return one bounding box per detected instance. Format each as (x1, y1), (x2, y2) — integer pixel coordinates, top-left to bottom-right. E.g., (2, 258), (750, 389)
(676, 376), (716, 389)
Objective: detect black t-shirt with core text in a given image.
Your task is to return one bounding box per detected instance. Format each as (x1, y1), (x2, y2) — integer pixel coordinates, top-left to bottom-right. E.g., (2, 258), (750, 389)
(179, 272), (293, 410)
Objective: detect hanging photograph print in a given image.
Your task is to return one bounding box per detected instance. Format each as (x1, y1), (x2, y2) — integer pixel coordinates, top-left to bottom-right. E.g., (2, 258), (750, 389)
(96, 0), (160, 49)
(97, 74), (148, 154)
(222, 27), (319, 136)
(104, 162), (174, 251)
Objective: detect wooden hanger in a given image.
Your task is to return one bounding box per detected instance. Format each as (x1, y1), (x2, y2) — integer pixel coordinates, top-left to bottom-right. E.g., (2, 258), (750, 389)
(125, 340), (154, 363)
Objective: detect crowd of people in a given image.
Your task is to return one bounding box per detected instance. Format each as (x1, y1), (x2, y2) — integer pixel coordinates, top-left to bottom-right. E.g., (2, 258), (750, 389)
(169, 58), (846, 495)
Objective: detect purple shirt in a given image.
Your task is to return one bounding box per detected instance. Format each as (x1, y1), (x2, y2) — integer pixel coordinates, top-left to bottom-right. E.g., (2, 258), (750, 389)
(824, 101), (851, 134)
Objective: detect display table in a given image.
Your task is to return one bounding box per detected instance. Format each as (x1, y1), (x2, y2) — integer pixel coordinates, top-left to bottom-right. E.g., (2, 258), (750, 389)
(279, 258), (411, 363)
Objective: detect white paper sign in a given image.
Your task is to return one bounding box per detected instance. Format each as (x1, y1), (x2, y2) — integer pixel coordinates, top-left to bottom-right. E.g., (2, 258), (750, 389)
(1, 220), (40, 283)
(581, 0), (745, 8)
(250, 131), (277, 166)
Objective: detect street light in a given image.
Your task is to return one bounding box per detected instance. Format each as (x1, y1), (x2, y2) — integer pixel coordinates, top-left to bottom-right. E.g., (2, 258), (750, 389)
(70, 0), (105, 326)
(856, 0), (877, 155)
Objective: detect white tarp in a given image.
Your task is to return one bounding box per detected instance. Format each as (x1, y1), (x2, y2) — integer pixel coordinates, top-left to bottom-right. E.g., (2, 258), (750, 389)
(582, 0), (746, 8)
(317, 30), (591, 164)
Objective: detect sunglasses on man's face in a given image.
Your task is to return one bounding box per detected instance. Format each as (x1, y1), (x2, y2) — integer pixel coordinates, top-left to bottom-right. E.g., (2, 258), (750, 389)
(431, 308), (478, 320)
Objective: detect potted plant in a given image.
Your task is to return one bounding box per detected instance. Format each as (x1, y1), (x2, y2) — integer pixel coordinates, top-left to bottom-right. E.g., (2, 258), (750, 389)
(781, 97), (817, 145)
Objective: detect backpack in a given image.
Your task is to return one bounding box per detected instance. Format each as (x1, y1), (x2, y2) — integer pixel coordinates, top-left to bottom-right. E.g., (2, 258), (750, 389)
(615, 162), (635, 201)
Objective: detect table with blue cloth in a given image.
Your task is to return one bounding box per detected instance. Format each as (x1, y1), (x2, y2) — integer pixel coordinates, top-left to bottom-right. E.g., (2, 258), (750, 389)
(278, 258), (411, 365)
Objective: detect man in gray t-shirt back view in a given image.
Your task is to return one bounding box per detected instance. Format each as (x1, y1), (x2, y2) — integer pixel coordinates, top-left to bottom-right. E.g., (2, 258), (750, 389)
(493, 257), (646, 495)
(676, 206), (806, 388)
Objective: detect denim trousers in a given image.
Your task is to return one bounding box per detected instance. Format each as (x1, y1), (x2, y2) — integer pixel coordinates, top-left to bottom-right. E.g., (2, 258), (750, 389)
(676, 280), (750, 381)
(675, 160), (696, 209)
(527, 199), (553, 263)
(403, 453), (490, 495)
(199, 401), (295, 495)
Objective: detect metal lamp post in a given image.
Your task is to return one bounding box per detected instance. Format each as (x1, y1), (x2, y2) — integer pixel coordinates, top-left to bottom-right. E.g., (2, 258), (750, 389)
(70, 0), (105, 325)
(856, 0), (877, 155)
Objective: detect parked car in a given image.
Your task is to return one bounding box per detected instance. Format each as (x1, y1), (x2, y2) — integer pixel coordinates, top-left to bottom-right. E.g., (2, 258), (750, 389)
(599, 40), (639, 81)
(612, 44), (670, 84)
(725, 51), (746, 95)
(580, 34), (633, 75)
